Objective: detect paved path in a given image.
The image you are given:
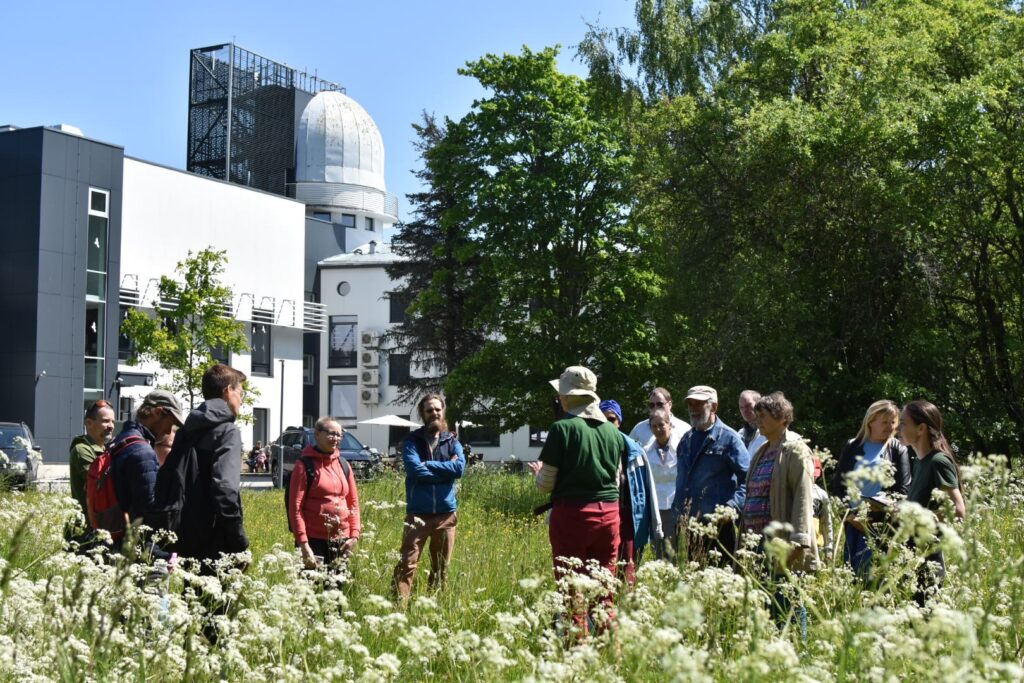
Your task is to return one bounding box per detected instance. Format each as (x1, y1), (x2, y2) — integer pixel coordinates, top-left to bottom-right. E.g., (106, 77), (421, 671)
(35, 464), (276, 490)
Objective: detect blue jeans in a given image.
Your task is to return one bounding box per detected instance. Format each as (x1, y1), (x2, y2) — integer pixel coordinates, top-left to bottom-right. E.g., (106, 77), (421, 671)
(844, 523), (873, 577)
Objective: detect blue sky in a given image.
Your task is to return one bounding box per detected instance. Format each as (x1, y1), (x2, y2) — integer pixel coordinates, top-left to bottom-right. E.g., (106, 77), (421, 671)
(1, 0), (637, 221)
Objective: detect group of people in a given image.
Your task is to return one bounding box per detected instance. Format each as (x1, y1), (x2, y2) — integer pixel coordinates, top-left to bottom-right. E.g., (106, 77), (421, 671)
(69, 363), (250, 566)
(67, 361), (966, 627)
(528, 366), (968, 631)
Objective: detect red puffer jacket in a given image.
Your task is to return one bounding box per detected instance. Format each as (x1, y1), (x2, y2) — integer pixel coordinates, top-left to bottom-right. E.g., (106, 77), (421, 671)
(288, 444), (361, 544)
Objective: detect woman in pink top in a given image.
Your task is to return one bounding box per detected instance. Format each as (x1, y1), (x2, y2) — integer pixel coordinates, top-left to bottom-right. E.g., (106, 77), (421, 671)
(288, 416), (361, 570)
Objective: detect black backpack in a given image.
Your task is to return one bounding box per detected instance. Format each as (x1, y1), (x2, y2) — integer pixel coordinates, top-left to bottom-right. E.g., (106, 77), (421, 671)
(284, 455), (350, 533)
(144, 433), (204, 556)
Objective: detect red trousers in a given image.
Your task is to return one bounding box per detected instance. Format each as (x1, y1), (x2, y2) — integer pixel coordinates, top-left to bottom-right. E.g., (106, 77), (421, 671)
(549, 499), (620, 632)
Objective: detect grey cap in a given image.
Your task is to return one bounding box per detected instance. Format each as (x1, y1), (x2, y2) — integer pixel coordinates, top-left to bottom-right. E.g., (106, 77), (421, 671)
(141, 389), (187, 426)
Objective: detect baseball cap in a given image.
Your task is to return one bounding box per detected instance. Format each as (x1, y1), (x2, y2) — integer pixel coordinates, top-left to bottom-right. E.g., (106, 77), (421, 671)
(142, 390), (187, 426)
(684, 385), (718, 404)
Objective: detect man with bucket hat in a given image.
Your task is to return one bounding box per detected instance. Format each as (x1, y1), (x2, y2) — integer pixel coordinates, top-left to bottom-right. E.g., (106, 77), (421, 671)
(528, 366), (623, 635)
(672, 384), (750, 566)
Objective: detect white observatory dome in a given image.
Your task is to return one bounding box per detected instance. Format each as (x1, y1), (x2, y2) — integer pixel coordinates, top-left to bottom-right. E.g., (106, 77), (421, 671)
(296, 91), (386, 191)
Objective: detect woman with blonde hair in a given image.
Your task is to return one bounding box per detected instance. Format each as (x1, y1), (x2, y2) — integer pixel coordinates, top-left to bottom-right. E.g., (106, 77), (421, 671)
(829, 400), (912, 576)
(831, 401), (913, 577)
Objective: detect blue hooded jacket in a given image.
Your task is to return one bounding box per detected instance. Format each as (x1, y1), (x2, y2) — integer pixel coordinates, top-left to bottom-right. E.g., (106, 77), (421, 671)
(402, 428), (465, 515)
(623, 435), (663, 550)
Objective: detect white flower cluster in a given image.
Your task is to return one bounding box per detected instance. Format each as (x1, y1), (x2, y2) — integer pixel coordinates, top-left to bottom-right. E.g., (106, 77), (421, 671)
(0, 454), (1021, 681)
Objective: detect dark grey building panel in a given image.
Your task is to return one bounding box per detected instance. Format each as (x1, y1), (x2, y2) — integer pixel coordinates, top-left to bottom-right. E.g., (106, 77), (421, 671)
(0, 126), (124, 462)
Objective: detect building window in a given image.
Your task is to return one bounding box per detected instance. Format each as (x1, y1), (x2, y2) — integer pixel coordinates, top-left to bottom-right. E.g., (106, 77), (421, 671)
(118, 396), (134, 423)
(329, 315), (357, 368)
(389, 421), (412, 453)
(365, 216), (374, 231)
(340, 214), (356, 229)
(389, 292), (412, 324)
(329, 376), (358, 420)
(462, 420), (500, 447)
(303, 354), (315, 385)
(312, 211), (331, 222)
(251, 322), (272, 376)
(211, 344), (229, 364)
(529, 426), (548, 447)
(85, 188), (109, 408)
(252, 408), (269, 446)
(118, 306), (136, 361)
(389, 353), (410, 386)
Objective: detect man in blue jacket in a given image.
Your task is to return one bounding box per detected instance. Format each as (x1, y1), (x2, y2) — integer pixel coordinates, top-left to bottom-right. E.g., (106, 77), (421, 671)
(392, 393), (465, 605)
(672, 385), (750, 566)
(112, 390), (186, 529)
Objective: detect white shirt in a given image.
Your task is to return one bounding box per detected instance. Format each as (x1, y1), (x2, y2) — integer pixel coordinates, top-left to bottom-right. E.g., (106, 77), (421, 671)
(629, 415), (690, 509)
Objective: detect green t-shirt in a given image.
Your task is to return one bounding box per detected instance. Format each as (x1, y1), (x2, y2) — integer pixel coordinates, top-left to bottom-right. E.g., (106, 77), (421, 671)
(907, 450), (959, 511)
(539, 416), (622, 502)
(69, 435), (104, 516)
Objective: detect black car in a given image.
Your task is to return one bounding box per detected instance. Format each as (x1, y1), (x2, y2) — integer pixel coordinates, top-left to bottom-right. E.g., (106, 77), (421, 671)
(270, 426), (380, 485)
(0, 422), (42, 488)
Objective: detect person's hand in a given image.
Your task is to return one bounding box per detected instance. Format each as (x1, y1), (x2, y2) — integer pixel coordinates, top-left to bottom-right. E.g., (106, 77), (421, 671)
(844, 511), (867, 533)
(526, 461), (542, 474)
(787, 544), (806, 568)
(300, 542), (318, 569)
(450, 453), (459, 462)
(341, 537), (358, 557)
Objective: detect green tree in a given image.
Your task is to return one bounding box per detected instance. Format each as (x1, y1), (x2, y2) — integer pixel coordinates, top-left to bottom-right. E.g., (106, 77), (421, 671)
(581, 0), (1024, 460)
(121, 248), (250, 409)
(385, 113), (488, 416)
(426, 47), (661, 430)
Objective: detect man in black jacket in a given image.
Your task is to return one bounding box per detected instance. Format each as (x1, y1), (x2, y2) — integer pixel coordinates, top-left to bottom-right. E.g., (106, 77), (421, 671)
(112, 390), (186, 527)
(174, 363), (250, 563)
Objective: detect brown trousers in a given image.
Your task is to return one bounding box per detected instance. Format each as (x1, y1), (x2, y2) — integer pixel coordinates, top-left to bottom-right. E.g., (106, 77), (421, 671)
(392, 512), (457, 602)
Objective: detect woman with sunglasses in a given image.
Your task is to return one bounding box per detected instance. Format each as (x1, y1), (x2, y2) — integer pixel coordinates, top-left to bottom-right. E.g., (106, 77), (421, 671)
(288, 416), (361, 570)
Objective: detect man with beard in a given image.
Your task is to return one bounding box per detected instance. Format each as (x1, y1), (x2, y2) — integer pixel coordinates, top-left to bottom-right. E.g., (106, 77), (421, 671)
(69, 399), (117, 520)
(392, 393), (465, 606)
(672, 385), (749, 566)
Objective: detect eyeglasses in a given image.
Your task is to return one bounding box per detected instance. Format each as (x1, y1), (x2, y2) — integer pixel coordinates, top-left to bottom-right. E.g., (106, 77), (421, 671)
(318, 430), (343, 439)
(648, 401), (666, 408)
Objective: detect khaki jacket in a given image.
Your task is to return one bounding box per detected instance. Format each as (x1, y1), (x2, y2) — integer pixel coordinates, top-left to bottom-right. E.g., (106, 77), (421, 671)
(747, 436), (819, 572)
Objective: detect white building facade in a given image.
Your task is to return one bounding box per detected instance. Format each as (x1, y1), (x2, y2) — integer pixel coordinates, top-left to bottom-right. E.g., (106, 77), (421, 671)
(317, 248), (539, 462)
(118, 158), (318, 450)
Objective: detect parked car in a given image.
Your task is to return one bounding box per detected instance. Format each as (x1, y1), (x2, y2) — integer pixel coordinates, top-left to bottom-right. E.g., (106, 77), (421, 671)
(270, 426), (380, 485)
(0, 422), (42, 488)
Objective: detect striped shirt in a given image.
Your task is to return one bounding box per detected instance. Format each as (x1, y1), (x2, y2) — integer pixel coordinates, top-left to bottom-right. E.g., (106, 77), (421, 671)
(743, 445), (780, 535)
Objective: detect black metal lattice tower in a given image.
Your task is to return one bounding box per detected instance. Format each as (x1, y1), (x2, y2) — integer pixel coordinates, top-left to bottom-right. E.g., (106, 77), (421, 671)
(186, 44), (342, 196)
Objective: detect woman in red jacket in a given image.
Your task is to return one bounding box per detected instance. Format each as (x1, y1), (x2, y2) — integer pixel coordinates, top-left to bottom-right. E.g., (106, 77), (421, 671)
(289, 416), (361, 569)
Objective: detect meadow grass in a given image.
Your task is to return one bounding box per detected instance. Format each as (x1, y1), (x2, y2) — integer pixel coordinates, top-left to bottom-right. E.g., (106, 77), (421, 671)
(1, 460), (1023, 681)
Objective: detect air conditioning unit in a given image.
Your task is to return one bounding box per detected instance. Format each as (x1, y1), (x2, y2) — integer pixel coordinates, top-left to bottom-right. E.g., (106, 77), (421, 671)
(360, 331), (379, 348)
(361, 388), (379, 404)
(361, 369), (380, 386)
(361, 350), (379, 367)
